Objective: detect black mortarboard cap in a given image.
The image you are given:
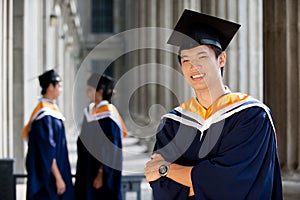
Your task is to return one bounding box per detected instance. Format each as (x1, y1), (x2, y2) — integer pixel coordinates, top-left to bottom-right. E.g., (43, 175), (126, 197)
(87, 73), (114, 91)
(167, 9), (241, 51)
(87, 73), (101, 88)
(38, 69), (61, 89)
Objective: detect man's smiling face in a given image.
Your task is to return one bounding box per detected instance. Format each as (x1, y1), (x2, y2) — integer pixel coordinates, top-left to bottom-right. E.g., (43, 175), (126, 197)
(180, 45), (225, 92)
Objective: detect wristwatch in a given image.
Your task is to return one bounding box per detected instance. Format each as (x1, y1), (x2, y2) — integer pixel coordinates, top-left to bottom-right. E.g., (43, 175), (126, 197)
(158, 164), (169, 177)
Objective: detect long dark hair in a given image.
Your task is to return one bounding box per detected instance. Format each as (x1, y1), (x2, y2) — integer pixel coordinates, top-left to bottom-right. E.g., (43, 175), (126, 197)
(97, 75), (114, 103)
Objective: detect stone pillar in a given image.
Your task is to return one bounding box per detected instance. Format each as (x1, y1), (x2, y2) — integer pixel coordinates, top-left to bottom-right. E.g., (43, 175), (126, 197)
(248, 0), (263, 98)
(224, 0), (239, 92)
(157, 0), (173, 111)
(146, 0), (157, 121)
(172, 0), (195, 102)
(138, 0), (147, 118)
(13, 0), (26, 173)
(122, 0), (137, 125)
(264, 0), (300, 198)
(263, 0), (300, 173)
(0, 0), (14, 158)
(202, 0), (263, 100)
(284, 0), (299, 173)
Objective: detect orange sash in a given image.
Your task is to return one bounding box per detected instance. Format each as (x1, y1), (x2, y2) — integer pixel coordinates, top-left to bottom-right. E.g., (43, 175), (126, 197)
(21, 101), (60, 139)
(90, 104), (128, 138)
(180, 93), (250, 119)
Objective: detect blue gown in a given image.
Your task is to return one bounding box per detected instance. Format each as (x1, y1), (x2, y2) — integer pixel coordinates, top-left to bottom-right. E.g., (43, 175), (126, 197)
(150, 93), (283, 200)
(24, 99), (74, 200)
(75, 101), (124, 200)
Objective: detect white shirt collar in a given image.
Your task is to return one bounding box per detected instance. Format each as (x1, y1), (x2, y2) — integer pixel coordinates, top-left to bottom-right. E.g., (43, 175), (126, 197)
(39, 97), (56, 104)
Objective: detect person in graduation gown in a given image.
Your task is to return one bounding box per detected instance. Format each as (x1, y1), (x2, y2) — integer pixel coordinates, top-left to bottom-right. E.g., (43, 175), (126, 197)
(22, 69), (74, 200)
(144, 9), (283, 200)
(75, 73), (127, 200)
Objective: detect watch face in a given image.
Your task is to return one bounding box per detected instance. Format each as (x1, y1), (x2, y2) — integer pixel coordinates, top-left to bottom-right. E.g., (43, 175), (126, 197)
(159, 165), (168, 176)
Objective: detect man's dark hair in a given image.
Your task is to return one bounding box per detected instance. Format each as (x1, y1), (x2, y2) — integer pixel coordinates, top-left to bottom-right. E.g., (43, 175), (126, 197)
(41, 81), (59, 95)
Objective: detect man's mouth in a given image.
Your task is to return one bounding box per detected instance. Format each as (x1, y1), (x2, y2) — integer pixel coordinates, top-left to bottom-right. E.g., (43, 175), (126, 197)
(191, 73), (206, 79)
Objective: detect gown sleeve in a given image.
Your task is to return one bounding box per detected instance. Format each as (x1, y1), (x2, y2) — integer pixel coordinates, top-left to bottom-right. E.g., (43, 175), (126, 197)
(99, 118), (123, 199)
(191, 107), (282, 200)
(150, 117), (191, 200)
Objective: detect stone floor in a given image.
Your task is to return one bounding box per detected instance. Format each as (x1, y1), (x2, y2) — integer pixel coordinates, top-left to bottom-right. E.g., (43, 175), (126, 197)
(16, 182), (153, 200)
(15, 135), (300, 200)
(283, 180), (300, 200)
(16, 135), (153, 200)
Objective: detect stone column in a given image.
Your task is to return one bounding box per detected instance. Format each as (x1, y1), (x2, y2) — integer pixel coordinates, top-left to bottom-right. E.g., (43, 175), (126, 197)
(0, 0), (13, 158)
(172, 0), (195, 102)
(146, 0), (157, 122)
(13, 0), (26, 173)
(202, 0), (263, 100)
(157, 0), (173, 111)
(138, 0), (147, 118)
(264, 1), (300, 198)
(263, 0), (300, 174)
(120, 0), (139, 131)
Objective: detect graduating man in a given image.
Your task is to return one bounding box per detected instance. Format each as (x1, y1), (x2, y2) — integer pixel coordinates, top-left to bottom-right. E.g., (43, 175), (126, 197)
(22, 69), (74, 200)
(144, 9), (283, 200)
(75, 73), (127, 200)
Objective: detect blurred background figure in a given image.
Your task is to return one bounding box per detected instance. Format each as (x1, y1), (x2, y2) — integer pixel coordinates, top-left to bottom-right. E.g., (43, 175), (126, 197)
(75, 73), (127, 200)
(22, 69), (74, 200)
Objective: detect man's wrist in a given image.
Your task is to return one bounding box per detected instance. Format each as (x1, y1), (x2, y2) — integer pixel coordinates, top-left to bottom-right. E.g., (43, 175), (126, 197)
(158, 163), (170, 177)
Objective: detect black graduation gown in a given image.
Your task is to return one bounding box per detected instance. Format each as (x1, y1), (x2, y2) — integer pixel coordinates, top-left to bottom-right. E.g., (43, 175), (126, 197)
(25, 107), (74, 200)
(75, 102), (123, 200)
(150, 93), (283, 200)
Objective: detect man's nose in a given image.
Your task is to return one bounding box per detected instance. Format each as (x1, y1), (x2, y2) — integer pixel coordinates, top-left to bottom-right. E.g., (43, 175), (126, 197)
(190, 59), (201, 69)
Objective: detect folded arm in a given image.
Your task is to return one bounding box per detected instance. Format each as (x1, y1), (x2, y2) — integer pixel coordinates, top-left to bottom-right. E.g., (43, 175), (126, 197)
(144, 153), (194, 196)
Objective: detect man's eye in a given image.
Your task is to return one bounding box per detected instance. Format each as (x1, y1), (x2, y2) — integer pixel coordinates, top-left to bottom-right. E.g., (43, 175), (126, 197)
(182, 59), (189, 63)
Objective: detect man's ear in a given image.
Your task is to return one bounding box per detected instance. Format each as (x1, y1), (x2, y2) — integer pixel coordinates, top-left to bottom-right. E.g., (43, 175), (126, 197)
(95, 88), (103, 95)
(219, 51), (226, 67)
(49, 83), (53, 89)
(47, 83), (54, 92)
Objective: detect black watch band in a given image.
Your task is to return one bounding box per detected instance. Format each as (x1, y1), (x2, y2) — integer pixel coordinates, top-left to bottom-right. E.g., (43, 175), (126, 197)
(158, 164), (169, 177)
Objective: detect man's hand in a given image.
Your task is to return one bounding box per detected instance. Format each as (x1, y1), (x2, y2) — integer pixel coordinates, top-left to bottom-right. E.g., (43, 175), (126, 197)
(93, 170), (103, 189)
(51, 159), (66, 195)
(55, 177), (66, 195)
(144, 153), (167, 182)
